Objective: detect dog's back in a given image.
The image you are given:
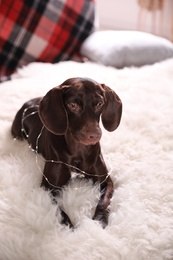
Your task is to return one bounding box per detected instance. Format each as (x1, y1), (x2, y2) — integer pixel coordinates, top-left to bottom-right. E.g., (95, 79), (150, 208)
(12, 98), (42, 144)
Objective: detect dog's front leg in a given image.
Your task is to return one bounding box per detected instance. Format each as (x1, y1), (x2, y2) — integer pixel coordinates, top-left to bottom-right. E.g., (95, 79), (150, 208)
(92, 154), (114, 228)
(41, 162), (73, 227)
(41, 162), (71, 194)
(93, 176), (113, 228)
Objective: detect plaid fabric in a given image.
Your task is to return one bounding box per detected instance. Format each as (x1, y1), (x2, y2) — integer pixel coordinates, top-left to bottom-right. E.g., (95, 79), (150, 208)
(0, 0), (95, 82)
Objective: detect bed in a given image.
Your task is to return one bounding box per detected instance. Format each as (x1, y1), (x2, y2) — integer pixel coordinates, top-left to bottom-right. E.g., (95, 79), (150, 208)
(1, 1), (173, 259)
(0, 58), (173, 260)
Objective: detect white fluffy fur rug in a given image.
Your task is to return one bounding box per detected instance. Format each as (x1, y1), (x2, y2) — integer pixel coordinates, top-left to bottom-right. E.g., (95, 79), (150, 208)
(0, 59), (173, 260)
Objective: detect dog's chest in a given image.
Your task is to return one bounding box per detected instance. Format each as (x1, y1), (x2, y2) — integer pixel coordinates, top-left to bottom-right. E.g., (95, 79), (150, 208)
(72, 154), (88, 170)
(73, 159), (82, 169)
(70, 146), (96, 171)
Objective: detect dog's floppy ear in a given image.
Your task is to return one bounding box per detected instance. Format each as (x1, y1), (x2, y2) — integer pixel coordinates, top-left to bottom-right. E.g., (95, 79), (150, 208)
(101, 84), (122, 132)
(39, 86), (68, 135)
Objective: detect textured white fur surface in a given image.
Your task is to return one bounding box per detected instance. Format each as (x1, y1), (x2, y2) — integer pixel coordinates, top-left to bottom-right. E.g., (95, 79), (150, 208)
(0, 60), (173, 260)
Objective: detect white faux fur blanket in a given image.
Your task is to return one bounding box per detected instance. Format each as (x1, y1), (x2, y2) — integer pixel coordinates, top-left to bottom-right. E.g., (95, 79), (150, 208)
(0, 59), (173, 260)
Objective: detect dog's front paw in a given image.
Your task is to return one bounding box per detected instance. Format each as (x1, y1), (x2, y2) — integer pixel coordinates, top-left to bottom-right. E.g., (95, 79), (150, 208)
(93, 208), (109, 228)
(60, 210), (74, 229)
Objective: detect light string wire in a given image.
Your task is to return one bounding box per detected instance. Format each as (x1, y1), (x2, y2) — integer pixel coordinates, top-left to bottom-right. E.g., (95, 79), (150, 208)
(18, 105), (112, 189)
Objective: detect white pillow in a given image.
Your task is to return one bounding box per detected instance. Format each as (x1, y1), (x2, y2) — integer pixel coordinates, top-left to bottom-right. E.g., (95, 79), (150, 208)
(80, 30), (173, 68)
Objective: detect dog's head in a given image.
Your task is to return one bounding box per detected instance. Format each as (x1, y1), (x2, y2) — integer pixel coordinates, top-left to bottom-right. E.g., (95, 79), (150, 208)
(39, 78), (122, 145)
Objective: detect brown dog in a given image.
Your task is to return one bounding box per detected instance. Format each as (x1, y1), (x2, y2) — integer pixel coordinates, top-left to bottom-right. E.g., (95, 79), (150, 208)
(11, 77), (122, 228)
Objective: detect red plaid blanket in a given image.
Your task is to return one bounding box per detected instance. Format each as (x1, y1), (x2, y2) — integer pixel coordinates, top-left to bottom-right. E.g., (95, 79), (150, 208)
(0, 0), (95, 81)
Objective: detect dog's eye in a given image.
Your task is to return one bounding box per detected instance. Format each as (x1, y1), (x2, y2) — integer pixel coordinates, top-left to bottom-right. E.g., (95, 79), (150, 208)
(95, 101), (104, 111)
(97, 101), (104, 107)
(67, 102), (80, 112)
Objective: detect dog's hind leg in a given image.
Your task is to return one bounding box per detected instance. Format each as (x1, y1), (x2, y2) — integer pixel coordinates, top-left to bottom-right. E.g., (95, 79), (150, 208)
(11, 106), (26, 140)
